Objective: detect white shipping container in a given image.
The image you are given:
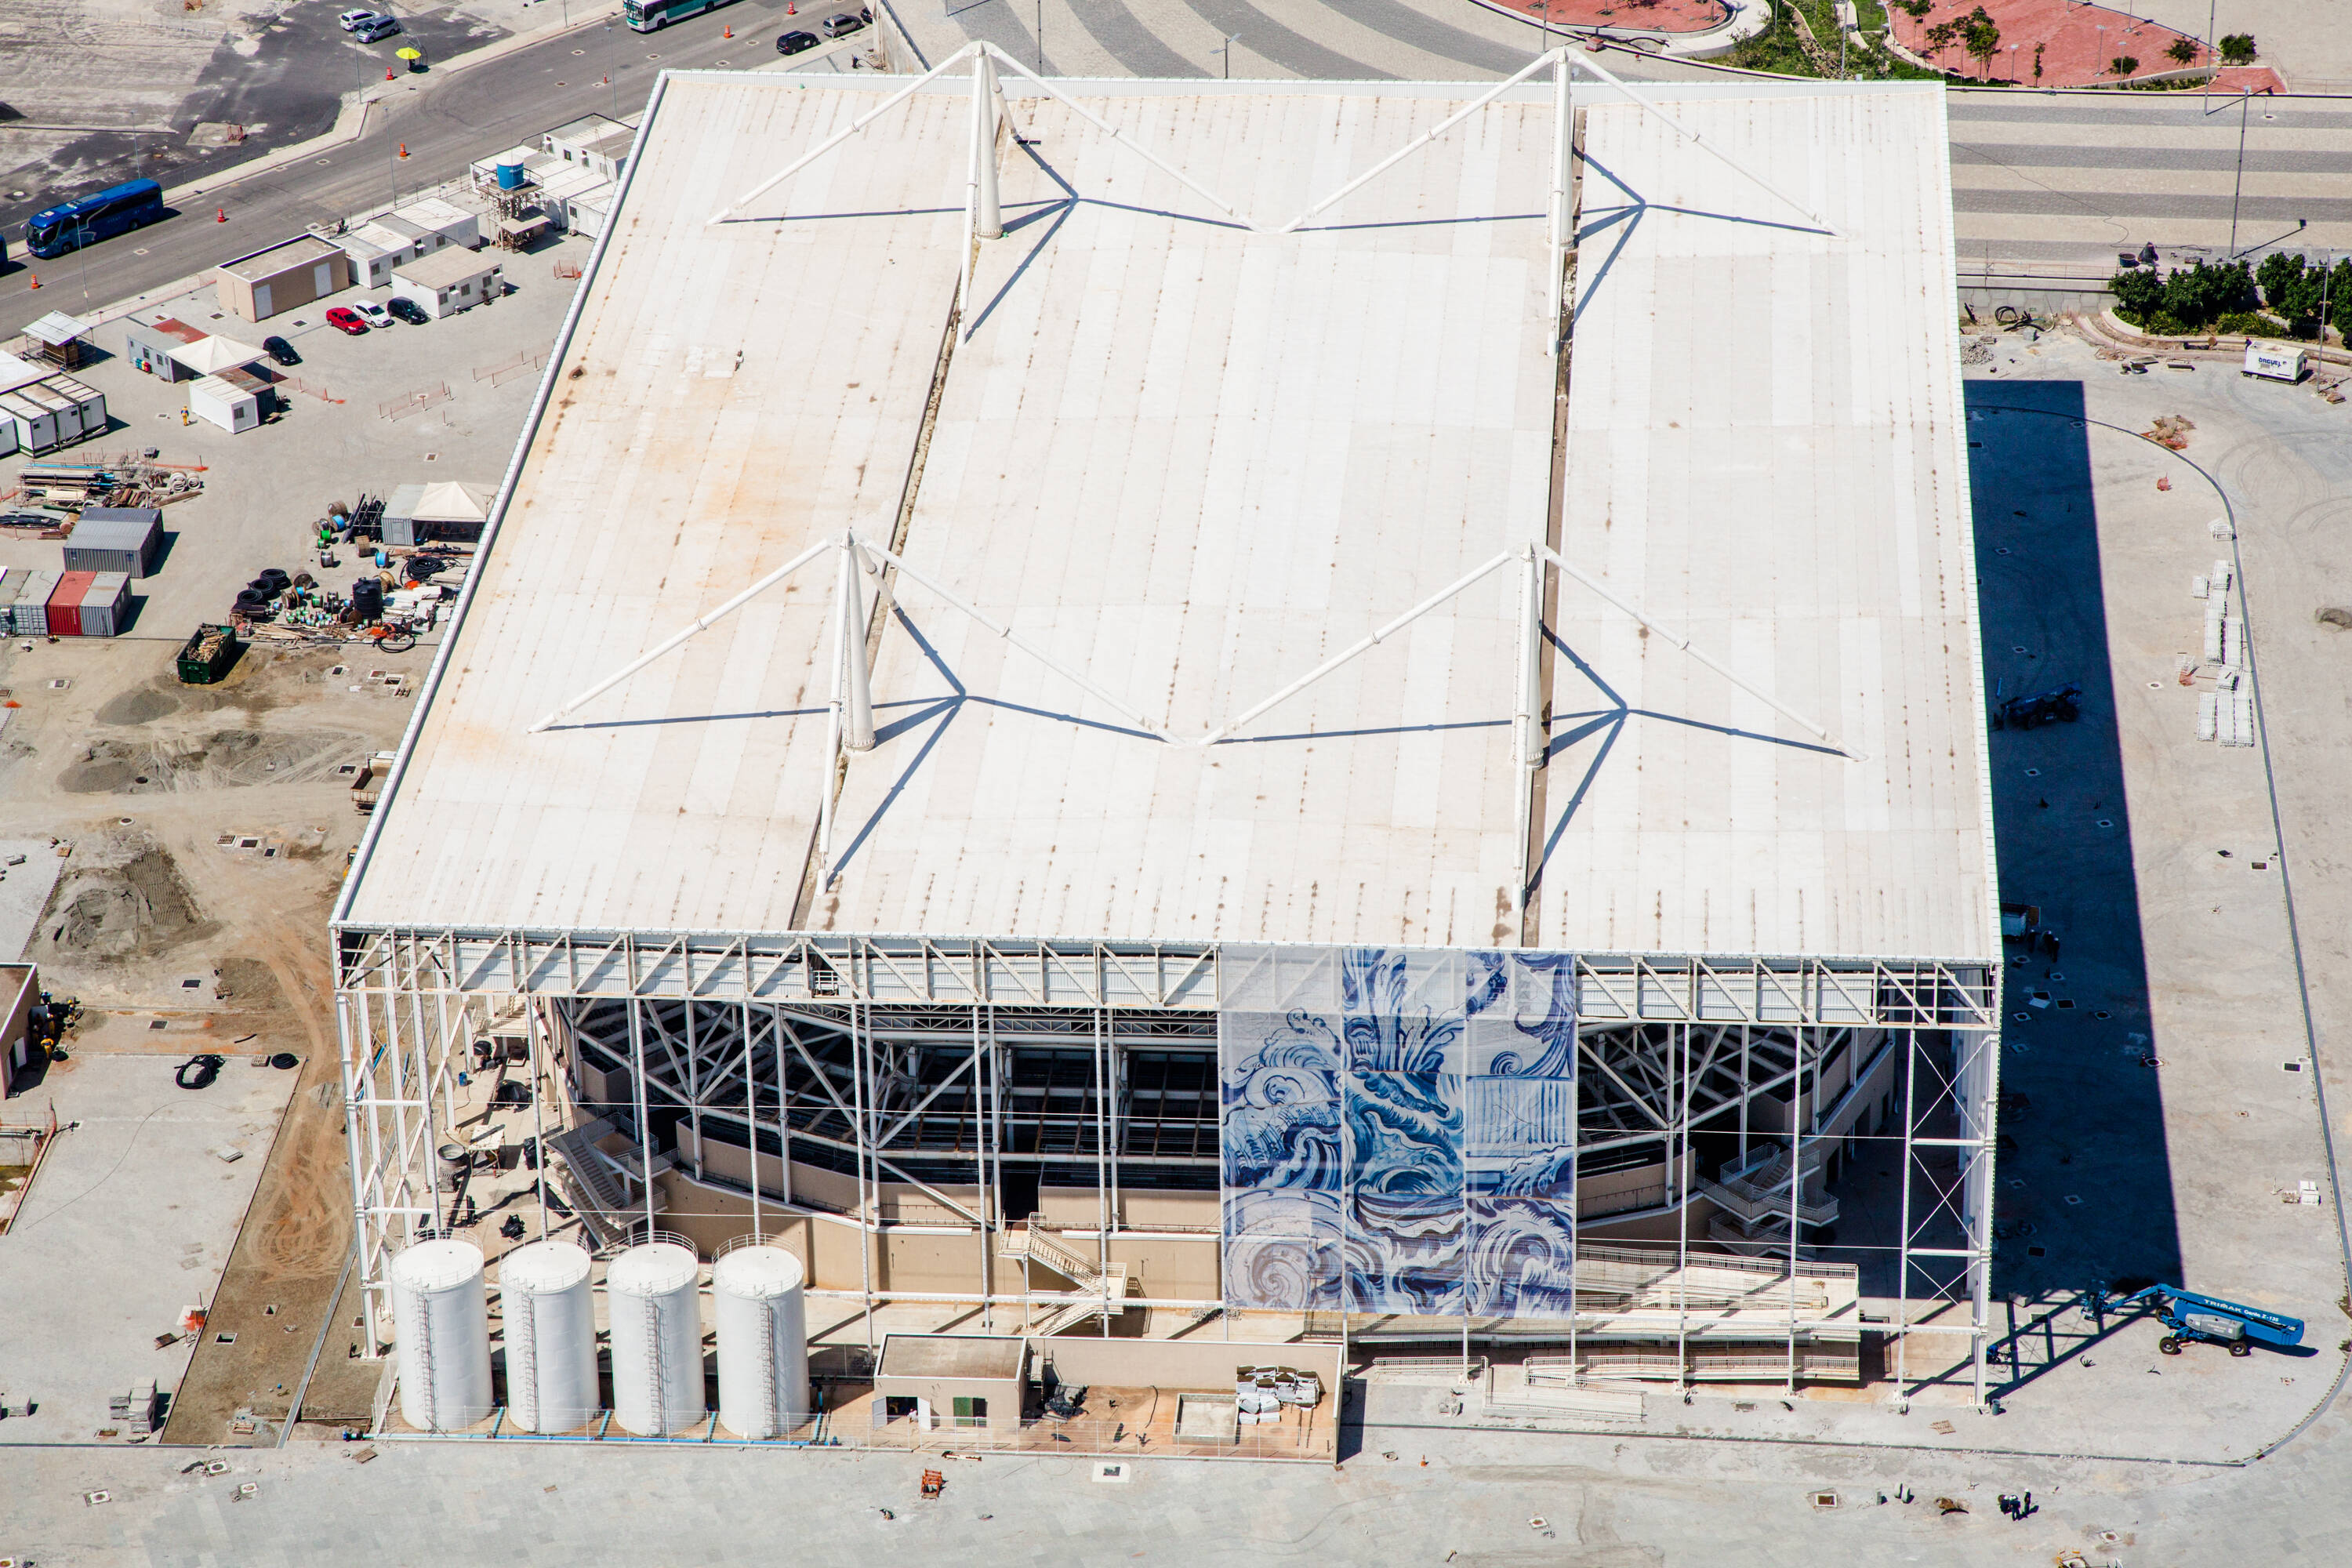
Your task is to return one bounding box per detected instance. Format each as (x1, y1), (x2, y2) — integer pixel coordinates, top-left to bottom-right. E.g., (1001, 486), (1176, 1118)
(2242, 344), (2308, 383)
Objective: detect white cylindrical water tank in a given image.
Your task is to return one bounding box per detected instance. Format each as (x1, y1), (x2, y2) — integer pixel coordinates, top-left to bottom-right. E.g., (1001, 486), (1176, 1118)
(498, 1239), (600, 1433)
(713, 1243), (808, 1439)
(390, 1238), (493, 1432)
(606, 1240), (704, 1436)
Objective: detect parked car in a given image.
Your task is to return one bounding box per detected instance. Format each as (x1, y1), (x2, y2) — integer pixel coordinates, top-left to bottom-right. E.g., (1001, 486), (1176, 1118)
(821, 12), (864, 37)
(325, 307), (368, 336)
(385, 296), (429, 325)
(777, 29), (819, 54)
(351, 299), (394, 329)
(354, 14), (401, 43)
(262, 335), (300, 366)
(338, 9), (384, 30)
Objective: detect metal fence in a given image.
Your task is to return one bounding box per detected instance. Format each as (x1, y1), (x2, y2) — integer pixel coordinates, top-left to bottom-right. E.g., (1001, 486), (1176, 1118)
(379, 383), (452, 422)
(376, 1406), (1330, 1462)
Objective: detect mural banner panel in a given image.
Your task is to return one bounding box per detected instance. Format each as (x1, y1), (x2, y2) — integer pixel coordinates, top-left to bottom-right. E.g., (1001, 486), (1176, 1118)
(1221, 946), (1577, 1319)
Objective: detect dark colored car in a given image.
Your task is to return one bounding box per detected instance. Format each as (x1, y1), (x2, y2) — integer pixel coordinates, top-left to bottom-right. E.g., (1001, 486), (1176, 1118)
(325, 307), (368, 336)
(262, 335), (300, 366)
(821, 12), (864, 37)
(385, 296), (429, 325)
(777, 28), (818, 53)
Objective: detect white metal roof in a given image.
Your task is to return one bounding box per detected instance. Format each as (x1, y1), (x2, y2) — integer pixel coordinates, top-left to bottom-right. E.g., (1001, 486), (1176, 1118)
(1538, 86), (1992, 962)
(392, 246), (499, 289)
(20, 310), (89, 347)
(344, 72), (1991, 964)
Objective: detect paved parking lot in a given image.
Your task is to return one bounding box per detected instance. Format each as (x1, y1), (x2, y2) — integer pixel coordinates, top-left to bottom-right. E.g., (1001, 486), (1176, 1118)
(0, 229), (593, 645)
(0, 1054), (296, 1448)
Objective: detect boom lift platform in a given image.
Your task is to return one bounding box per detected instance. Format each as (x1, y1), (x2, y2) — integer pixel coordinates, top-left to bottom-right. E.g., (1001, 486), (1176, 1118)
(2110, 1284), (2304, 1357)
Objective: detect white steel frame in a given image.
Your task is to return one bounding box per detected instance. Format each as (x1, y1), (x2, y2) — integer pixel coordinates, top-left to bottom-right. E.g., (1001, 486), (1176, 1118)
(339, 934), (1998, 1403)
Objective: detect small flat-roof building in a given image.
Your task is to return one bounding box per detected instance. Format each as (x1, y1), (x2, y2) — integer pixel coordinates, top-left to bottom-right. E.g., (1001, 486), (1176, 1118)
(187, 372), (260, 434)
(873, 1334), (1025, 1431)
(338, 197), (484, 288)
(542, 112), (637, 181)
(215, 234), (351, 323)
(122, 314), (206, 382)
(390, 248), (503, 320)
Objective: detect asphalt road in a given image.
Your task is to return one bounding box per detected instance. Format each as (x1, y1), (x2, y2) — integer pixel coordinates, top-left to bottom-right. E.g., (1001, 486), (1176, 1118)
(0, 0), (510, 238)
(0, 0), (2343, 325)
(0, 2), (808, 321)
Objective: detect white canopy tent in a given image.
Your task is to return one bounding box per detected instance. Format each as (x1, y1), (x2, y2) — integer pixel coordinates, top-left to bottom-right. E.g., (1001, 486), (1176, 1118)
(167, 334), (263, 377)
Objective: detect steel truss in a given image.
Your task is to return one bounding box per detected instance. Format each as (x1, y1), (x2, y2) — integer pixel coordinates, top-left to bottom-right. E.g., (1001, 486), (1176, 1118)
(339, 932), (1998, 1401)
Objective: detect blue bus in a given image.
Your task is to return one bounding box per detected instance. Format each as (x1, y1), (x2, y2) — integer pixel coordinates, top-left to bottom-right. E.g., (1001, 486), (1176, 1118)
(26, 179), (166, 260)
(623, 0), (739, 31)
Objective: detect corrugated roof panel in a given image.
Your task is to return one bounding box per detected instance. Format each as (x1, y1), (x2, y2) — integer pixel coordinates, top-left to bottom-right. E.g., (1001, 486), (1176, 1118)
(1540, 88), (1991, 961)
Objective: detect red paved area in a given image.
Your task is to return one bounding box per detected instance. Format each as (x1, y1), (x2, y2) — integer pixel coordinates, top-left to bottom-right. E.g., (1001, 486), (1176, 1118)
(1889, 0), (2212, 87)
(1484, 0), (1735, 37)
(2209, 64), (2286, 94)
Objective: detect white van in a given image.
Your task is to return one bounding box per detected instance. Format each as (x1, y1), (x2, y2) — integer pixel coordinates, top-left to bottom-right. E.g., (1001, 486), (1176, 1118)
(2243, 343), (2309, 383)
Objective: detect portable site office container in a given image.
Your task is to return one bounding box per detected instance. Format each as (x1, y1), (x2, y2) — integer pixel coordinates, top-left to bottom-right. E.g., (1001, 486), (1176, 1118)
(19, 380), (81, 443)
(6, 570), (59, 633)
(45, 570), (95, 636)
(64, 508), (163, 577)
(44, 375), (105, 437)
(0, 390), (59, 454)
(77, 571), (129, 637)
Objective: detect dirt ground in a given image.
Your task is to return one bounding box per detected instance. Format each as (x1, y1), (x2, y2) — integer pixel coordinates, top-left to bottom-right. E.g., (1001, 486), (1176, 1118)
(0, 629), (426, 1444)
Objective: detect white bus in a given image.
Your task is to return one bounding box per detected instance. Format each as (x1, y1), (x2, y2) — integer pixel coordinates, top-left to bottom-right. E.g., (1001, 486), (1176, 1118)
(623, 0), (739, 31)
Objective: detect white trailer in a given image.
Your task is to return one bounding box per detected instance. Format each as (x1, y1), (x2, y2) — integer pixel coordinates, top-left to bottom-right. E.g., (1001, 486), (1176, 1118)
(2243, 343), (2309, 383)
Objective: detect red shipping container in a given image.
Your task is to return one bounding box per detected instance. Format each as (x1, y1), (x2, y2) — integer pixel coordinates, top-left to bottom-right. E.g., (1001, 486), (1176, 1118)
(46, 569), (96, 637)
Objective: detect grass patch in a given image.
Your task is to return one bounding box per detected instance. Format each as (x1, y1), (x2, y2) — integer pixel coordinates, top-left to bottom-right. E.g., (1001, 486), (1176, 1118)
(1730, 0), (1944, 80)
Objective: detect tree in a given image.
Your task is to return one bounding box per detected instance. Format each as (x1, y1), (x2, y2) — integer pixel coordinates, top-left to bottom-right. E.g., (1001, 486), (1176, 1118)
(2111, 267), (2163, 321)
(2256, 251), (2304, 309)
(1962, 8), (2001, 77)
(2166, 37), (2198, 66)
(2110, 55), (2139, 76)
(2161, 260), (2254, 327)
(2220, 33), (2256, 64)
(2033, 42), (2044, 81)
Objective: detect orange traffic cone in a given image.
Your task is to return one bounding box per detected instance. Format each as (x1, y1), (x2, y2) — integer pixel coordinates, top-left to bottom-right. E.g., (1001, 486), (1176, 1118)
(216, 206), (227, 222)
(787, 2), (795, 13)
(723, 24), (732, 37)
(26, 274), (35, 289)
(386, 66), (395, 79)
(398, 143), (408, 158)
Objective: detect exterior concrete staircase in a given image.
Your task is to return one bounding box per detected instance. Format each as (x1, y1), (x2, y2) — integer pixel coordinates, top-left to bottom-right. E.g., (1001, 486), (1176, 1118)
(998, 1218), (1130, 1334)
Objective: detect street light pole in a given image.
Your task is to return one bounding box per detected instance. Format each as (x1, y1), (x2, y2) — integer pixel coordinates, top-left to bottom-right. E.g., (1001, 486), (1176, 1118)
(1219, 33), (1240, 80)
(2202, 0), (2216, 106)
(1036, 0), (1044, 71)
(2227, 88), (2250, 256)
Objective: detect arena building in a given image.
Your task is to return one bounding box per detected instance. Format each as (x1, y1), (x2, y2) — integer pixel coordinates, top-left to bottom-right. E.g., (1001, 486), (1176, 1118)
(336, 49), (2002, 1429)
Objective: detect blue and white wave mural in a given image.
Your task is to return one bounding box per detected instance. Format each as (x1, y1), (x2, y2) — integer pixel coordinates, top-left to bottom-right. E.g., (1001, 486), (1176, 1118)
(1219, 946), (1578, 1319)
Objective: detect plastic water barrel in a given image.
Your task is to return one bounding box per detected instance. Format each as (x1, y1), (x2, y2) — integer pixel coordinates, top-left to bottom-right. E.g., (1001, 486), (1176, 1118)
(495, 162), (526, 191)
